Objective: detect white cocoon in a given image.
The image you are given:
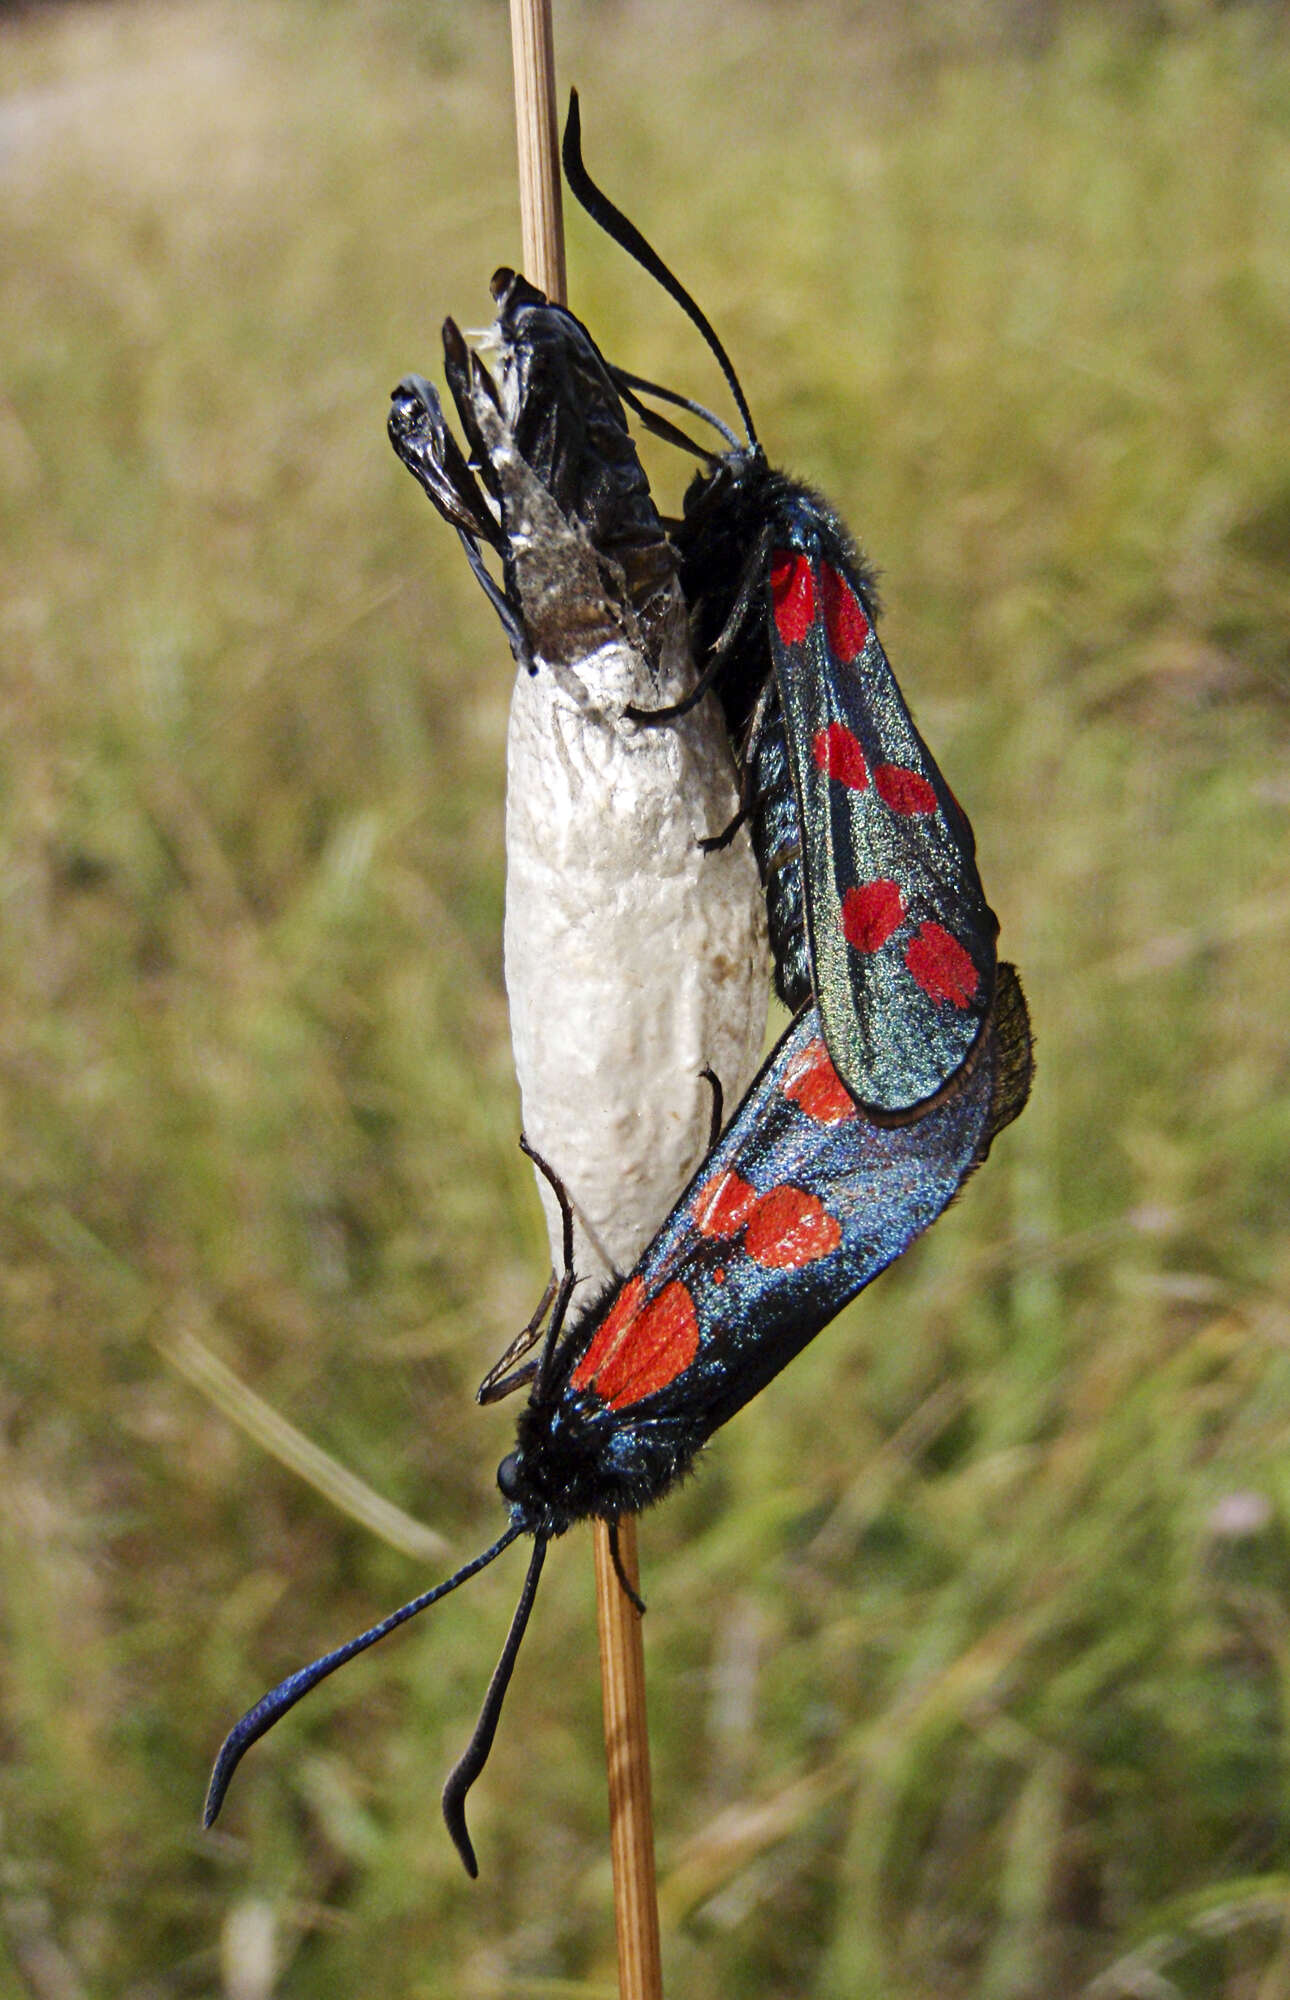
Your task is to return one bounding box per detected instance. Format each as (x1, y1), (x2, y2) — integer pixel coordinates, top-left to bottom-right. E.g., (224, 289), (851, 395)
(506, 629), (768, 1291)
(466, 365), (769, 1295)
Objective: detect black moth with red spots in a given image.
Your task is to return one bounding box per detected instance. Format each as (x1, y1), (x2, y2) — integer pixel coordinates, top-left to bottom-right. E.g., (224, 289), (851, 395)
(205, 968), (1032, 1876)
(563, 93), (1000, 1119)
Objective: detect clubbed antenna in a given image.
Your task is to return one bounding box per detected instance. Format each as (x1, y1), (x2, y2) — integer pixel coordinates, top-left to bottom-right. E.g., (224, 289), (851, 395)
(203, 1524), (524, 1827)
(441, 1534), (549, 1876)
(561, 89), (758, 452)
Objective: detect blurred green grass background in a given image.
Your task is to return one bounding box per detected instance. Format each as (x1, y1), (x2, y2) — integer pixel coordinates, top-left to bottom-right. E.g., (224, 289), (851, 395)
(3, 1), (1290, 1994)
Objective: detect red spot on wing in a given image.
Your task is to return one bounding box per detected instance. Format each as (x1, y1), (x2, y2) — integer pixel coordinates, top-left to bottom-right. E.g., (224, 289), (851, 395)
(783, 1038), (858, 1124)
(572, 1279), (700, 1410)
(694, 1169), (759, 1239)
(571, 1276), (645, 1395)
(821, 564), (871, 663)
(874, 764), (938, 815)
(842, 878), (905, 953)
(712, 1266), (727, 1285)
(812, 723), (869, 791)
(770, 552), (814, 645)
(745, 1186), (841, 1270)
(905, 923), (979, 1007)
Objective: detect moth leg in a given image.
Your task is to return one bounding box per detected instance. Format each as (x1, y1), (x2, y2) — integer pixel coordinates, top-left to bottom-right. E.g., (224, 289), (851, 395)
(477, 1357), (540, 1403)
(518, 1136), (582, 1400)
(698, 803), (750, 855)
(699, 1063), (725, 1150)
(607, 363), (741, 453)
(610, 371), (714, 460)
(698, 672), (778, 850)
(625, 520), (774, 724)
(607, 1517), (647, 1617)
(477, 1270), (559, 1405)
(624, 633), (726, 725)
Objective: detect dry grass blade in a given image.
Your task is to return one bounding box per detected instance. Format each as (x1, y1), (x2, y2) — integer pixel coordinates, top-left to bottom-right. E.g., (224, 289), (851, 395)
(159, 1327), (449, 1563)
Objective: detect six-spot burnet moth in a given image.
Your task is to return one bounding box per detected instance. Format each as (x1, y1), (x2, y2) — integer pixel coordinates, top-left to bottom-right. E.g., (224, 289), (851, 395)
(562, 91), (1001, 1123)
(204, 967), (1032, 1876)
(389, 262), (768, 1305)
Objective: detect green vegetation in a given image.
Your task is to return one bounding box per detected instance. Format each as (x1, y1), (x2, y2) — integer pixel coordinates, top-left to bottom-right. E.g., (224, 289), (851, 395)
(3, 2), (1289, 1993)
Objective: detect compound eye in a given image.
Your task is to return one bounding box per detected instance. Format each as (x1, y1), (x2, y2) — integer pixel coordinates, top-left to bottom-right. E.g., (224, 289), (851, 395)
(496, 1451), (523, 1502)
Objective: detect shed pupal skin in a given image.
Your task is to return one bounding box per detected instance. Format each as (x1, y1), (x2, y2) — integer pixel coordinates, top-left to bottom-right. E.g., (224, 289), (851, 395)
(390, 272), (768, 1287)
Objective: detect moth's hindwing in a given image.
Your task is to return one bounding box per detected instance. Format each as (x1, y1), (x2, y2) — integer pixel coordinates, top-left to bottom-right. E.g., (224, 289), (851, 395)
(564, 990), (1005, 1438)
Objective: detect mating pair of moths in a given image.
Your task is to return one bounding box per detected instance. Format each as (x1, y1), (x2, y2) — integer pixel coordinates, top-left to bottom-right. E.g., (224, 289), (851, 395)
(205, 95), (1033, 1875)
